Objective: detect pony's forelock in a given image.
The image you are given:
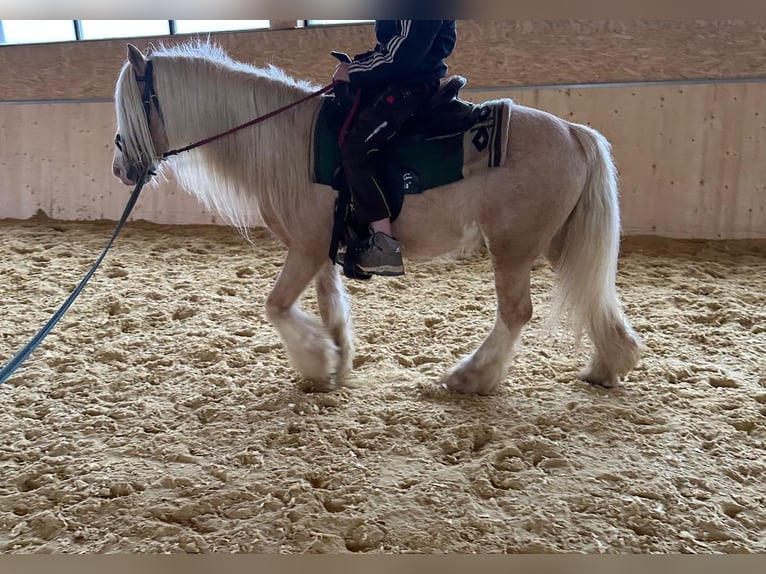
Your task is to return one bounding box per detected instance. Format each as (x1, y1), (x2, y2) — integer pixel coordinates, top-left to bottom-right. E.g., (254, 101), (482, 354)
(114, 60), (160, 174)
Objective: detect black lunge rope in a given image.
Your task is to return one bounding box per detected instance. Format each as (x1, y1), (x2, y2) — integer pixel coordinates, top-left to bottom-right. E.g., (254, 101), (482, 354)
(0, 167), (153, 386)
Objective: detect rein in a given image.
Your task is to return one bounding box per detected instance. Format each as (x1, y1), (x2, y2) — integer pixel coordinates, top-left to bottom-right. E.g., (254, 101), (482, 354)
(162, 82), (335, 159)
(116, 60), (335, 168)
(0, 77), (335, 386)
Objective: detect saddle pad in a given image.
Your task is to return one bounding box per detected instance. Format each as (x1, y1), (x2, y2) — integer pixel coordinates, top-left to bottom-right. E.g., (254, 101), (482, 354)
(310, 96), (513, 195)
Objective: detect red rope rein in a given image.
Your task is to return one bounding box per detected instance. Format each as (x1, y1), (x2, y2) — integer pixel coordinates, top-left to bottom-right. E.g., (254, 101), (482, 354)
(161, 83), (335, 159)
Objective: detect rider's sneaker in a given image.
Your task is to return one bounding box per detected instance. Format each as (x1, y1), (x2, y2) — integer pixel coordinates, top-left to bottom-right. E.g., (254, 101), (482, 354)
(355, 232), (405, 276)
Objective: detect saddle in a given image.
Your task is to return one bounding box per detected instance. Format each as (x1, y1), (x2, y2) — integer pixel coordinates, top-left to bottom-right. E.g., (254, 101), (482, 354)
(310, 75), (512, 280)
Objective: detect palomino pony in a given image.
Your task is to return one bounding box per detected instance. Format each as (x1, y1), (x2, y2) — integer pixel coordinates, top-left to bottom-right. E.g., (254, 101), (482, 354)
(111, 41), (643, 394)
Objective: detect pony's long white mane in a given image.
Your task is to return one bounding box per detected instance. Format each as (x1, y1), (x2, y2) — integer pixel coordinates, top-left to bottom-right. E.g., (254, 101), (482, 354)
(114, 40), (321, 237)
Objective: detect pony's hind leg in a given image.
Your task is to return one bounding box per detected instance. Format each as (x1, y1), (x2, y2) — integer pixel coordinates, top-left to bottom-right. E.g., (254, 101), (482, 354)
(441, 258), (533, 395)
(314, 260), (354, 380)
(545, 235), (643, 388)
(580, 306), (644, 388)
(265, 248), (339, 388)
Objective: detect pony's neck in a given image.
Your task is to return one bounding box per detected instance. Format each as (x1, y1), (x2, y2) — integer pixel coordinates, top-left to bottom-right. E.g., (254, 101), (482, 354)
(156, 54), (315, 148)
(152, 50), (321, 237)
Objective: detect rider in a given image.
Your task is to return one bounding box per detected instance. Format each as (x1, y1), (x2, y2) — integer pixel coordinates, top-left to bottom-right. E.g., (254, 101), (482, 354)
(332, 20), (457, 276)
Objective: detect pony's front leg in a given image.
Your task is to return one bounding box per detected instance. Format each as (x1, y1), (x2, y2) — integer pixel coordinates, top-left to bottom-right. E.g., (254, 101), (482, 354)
(265, 249), (339, 388)
(314, 261), (354, 380)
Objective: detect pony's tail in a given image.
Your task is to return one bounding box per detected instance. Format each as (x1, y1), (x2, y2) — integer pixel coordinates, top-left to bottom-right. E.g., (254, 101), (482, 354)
(548, 122), (643, 384)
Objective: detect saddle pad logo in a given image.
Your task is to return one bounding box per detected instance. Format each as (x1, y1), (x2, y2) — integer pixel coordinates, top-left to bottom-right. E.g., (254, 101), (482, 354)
(471, 107), (494, 152)
(472, 127), (490, 152)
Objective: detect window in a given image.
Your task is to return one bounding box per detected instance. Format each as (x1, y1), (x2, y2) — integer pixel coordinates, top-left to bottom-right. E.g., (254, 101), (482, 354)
(0, 20), (368, 46)
(0, 20), (75, 45)
(78, 20), (171, 41)
(306, 21), (373, 26)
(174, 21), (269, 34)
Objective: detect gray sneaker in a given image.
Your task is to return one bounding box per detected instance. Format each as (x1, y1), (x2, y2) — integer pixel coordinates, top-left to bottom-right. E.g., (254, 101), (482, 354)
(356, 232), (405, 276)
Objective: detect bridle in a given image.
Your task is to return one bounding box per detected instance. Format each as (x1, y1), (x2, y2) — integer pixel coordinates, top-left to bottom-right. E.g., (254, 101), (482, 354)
(113, 60), (162, 161)
(136, 60), (163, 122)
(114, 58), (334, 180)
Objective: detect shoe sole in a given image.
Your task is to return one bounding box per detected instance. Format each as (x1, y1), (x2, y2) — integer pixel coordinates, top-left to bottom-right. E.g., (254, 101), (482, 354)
(356, 264), (405, 276)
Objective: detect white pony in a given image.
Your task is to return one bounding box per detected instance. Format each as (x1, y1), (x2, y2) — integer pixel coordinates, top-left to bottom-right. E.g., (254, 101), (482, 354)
(112, 41), (643, 394)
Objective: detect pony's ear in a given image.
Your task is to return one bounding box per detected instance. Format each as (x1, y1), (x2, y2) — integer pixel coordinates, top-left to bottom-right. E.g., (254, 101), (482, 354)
(127, 43), (147, 74)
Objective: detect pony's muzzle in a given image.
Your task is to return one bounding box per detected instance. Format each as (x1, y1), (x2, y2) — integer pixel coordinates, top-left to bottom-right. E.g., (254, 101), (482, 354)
(113, 163), (135, 186)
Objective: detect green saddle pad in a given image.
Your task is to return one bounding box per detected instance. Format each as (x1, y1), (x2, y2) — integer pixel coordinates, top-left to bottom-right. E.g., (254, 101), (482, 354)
(310, 94), (512, 220)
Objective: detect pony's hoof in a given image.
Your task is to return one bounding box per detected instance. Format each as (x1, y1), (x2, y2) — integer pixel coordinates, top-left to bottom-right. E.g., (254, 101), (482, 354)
(298, 377), (338, 393)
(440, 369), (498, 396)
(579, 368), (620, 389)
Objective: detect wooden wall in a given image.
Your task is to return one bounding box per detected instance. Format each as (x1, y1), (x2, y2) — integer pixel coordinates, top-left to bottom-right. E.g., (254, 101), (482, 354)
(2, 21), (766, 100)
(0, 102), (221, 226)
(1, 20), (765, 239)
(502, 83), (766, 239)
